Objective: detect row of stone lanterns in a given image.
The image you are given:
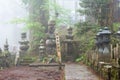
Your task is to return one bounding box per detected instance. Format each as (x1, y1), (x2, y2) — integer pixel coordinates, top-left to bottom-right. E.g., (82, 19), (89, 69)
(95, 27), (112, 80)
(95, 27), (120, 80)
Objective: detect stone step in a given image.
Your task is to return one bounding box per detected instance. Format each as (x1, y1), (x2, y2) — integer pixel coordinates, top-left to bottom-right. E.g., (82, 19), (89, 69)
(20, 60), (34, 63)
(19, 58), (34, 66)
(20, 63), (30, 66)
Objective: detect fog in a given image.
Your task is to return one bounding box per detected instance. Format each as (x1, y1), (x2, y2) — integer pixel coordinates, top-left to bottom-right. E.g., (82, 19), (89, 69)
(0, 0), (27, 51)
(0, 0), (82, 52)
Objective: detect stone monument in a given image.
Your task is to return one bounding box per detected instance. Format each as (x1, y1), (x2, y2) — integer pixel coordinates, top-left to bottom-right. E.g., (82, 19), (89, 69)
(62, 26), (79, 61)
(46, 20), (56, 54)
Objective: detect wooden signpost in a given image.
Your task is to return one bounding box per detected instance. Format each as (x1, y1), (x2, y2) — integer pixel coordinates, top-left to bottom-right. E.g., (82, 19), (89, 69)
(55, 32), (62, 70)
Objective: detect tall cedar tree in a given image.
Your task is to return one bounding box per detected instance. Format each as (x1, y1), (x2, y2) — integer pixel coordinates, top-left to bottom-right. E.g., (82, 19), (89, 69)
(22, 0), (49, 53)
(79, 0), (112, 27)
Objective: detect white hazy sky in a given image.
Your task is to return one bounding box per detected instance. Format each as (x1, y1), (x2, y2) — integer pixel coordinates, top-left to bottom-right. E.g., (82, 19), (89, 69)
(0, 0), (27, 51)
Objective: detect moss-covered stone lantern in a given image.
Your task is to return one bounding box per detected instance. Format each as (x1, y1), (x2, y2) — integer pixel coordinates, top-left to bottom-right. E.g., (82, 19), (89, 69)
(101, 27), (111, 54)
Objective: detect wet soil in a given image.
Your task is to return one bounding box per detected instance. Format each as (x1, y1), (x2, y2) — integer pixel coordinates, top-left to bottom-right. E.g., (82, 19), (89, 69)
(0, 66), (62, 80)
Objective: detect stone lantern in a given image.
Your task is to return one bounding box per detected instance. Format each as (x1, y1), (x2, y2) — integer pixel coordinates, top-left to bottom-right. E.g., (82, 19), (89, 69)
(19, 32), (29, 57)
(101, 27), (111, 54)
(96, 27), (111, 62)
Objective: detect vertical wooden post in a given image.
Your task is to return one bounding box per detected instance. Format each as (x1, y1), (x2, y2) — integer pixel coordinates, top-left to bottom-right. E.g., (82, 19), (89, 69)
(55, 32), (62, 70)
(108, 68), (111, 80)
(110, 44), (113, 59)
(116, 44), (119, 65)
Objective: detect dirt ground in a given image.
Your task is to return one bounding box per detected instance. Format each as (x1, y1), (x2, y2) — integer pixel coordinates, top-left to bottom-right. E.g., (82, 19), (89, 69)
(0, 66), (62, 80)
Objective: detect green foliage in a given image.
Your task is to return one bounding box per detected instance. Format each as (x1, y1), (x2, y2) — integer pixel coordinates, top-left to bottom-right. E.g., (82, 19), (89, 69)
(23, 56), (37, 61)
(79, 0), (110, 26)
(75, 21), (99, 55)
(40, 55), (58, 63)
(41, 0), (71, 26)
(20, 0), (49, 53)
(75, 0), (108, 59)
(76, 54), (86, 62)
(12, 0), (72, 54)
(11, 17), (45, 39)
(79, 0), (110, 16)
(113, 22), (120, 31)
(75, 21), (99, 35)
(75, 53), (91, 66)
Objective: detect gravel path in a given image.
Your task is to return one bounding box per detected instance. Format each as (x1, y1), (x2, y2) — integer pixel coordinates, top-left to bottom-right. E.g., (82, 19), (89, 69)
(65, 63), (100, 80)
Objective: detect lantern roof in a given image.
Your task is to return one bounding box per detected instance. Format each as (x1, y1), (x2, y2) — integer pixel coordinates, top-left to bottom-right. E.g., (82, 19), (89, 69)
(101, 27), (111, 35)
